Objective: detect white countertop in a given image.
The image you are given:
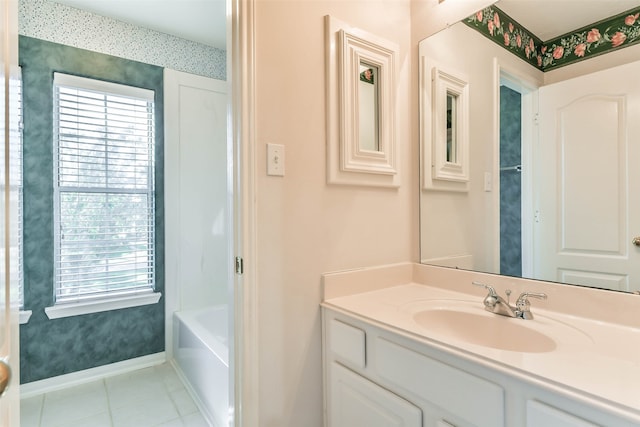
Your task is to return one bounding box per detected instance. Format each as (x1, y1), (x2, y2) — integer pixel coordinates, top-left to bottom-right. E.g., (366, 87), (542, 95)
(322, 264), (640, 421)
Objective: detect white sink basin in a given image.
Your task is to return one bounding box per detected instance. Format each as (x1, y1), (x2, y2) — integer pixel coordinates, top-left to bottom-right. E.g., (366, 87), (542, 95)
(413, 308), (556, 352)
(405, 299), (592, 353)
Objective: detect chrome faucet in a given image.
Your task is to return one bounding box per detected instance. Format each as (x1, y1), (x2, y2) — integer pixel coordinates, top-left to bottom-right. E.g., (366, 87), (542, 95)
(515, 291), (548, 320)
(472, 282), (547, 320)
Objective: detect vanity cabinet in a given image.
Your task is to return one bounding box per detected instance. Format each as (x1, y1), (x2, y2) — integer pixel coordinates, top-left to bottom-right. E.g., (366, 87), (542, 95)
(322, 307), (640, 427)
(526, 400), (600, 427)
(329, 362), (422, 427)
(324, 309), (503, 427)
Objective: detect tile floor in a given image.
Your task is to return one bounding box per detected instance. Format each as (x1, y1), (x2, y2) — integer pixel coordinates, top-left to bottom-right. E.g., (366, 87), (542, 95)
(20, 363), (210, 427)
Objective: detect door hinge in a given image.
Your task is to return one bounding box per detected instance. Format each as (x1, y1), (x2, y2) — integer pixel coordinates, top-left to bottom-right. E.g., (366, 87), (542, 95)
(235, 256), (244, 275)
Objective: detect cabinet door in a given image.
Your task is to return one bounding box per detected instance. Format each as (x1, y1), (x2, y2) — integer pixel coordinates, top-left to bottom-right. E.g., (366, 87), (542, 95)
(329, 363), (422, 427)
(527, 400), (599, 427)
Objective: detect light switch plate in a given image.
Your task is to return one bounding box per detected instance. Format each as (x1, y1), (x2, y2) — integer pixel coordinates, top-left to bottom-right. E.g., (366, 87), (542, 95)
(267, 143), (285, 176)
(484, 171), (492, 192)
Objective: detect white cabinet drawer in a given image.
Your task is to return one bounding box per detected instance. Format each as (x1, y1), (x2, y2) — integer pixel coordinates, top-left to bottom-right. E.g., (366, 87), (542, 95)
(330, 363), (422, 427)
(527, 400), (600, 427)
(376, 337), (504, 427)
(328, 319), (366, 369)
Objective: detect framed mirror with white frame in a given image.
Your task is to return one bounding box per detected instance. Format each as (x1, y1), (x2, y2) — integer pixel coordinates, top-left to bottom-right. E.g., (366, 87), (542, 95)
(325, 15), (400, 187)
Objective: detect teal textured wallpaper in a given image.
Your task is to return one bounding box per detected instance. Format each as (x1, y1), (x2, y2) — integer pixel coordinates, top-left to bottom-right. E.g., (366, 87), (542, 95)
(499, 85), (522, 278)
(19, 36), (165, 383)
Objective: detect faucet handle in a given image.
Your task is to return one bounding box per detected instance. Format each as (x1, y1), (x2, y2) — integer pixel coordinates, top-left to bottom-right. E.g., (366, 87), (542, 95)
(516, 291), (547, 303)
(472, 281), (499, 308)
(472, 281), (497, 296)
(516, 292), (547, 319)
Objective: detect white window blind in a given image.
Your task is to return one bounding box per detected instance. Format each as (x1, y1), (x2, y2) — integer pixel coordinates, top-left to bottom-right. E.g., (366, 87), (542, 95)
(14, 70), (24, 308)
(53, 73), (155, 304)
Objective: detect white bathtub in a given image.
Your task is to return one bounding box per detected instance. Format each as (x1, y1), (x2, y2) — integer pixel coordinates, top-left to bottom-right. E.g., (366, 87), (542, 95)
(173, 306), (229, 427)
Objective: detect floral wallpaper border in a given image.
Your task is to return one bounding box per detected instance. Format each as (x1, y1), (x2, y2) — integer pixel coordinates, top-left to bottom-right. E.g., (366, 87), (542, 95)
(463, 5), (544, 70)
(463, 5), (640, 72)
(541, 7), (640, 70)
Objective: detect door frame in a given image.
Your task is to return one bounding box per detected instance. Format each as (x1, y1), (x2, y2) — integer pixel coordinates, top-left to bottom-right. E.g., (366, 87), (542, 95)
(492, 59), (540, 278)
(1, 0), (21, 424)
(230, 0), (258, 425)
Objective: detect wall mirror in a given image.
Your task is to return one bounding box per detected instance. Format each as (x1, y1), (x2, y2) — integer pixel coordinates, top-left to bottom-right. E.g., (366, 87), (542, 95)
(326, 15), (400, 187)
(420, 0), (640, 294)
(359, 62), (379, 152)
(445, 93), (457, 162)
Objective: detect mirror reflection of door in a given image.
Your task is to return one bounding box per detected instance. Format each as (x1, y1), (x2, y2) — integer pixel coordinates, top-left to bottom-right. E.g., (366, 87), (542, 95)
(359, 62), (379, 151)
(536, 60), (640, 292)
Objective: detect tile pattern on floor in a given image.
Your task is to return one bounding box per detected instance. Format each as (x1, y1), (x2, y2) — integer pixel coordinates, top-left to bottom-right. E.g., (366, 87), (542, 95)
(21, 363), (210, 427)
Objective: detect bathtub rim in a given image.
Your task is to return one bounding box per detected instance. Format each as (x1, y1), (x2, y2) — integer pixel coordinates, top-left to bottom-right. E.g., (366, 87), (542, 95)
(173, 305), (229, 367)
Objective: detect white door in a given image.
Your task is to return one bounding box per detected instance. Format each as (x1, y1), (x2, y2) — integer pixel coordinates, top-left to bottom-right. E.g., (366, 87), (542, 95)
(536, 60), (640, 292)
(0, 0), (21, 425)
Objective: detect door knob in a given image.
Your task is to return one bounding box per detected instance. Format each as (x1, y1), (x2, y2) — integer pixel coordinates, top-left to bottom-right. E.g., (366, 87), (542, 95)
(633, 237), (640, 247)
(0, 359), (11, 397)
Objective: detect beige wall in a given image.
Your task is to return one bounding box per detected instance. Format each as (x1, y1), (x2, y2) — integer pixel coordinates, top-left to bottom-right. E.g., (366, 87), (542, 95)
(254, 1), (414, 425)
(252, 1), (640, 424)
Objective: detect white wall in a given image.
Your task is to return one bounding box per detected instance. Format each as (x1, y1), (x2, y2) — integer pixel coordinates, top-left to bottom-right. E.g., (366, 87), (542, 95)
(254, 1), (415, 425)
(164, 70), (229, 314)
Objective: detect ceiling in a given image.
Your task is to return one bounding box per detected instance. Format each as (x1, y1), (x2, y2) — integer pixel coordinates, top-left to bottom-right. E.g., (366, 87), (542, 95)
(53, 0), (227, 50)
(51, 0), (639, 50)
(497, 0), (640, 41)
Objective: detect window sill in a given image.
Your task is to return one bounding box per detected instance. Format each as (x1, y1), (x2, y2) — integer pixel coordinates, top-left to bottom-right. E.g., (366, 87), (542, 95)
(20, 310), (32, 325)
(44, 292), (162, 320)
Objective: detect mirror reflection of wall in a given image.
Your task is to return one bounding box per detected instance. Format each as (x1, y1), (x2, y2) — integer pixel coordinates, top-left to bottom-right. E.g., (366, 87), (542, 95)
(420, 21), (539, 273)
(359, 62), (379, 151)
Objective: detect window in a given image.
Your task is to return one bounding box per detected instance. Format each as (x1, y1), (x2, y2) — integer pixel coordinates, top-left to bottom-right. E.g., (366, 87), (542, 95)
(52, 73), (156, 306)
(14, 70), (24, 311)
(4, 68), (24, 311)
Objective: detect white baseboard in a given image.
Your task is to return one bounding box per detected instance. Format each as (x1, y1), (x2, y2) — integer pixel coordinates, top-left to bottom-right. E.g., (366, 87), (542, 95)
(20, 352), (167, 399)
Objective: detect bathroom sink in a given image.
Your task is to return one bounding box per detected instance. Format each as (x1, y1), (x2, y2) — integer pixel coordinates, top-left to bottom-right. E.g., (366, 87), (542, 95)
(413, 308), (557, 353)
(402, 298), (594, 353)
